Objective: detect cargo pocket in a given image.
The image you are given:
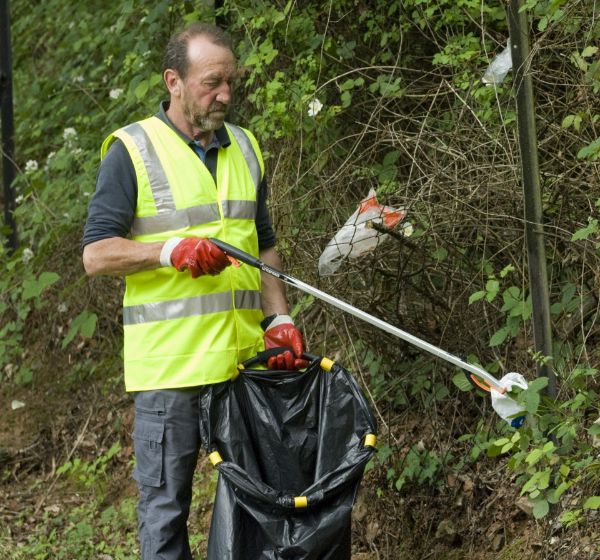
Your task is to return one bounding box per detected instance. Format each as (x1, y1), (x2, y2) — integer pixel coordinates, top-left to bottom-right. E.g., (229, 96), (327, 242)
(132, 416), (165, 487)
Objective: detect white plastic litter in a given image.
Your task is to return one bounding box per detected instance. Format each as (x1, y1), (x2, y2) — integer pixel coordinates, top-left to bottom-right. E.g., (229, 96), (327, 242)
(11, 400), (26, 410)
(491, 372), (528, 428)
(318, 189), (411, 276)
(482, 40), (513, 86)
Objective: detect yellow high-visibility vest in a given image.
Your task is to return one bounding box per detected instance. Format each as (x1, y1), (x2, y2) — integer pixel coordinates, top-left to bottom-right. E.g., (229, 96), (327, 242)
(101, 116), (265, 391)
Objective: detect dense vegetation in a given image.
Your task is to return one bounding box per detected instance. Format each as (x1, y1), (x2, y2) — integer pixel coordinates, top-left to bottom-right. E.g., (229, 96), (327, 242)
(1, 0), (599, 558)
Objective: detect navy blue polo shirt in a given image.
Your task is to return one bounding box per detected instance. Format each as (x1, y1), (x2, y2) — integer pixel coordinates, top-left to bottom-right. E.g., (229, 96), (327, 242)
(82, 102), (276, 249)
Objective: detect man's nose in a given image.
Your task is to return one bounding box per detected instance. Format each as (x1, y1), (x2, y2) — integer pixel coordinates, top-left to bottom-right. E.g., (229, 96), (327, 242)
(215, 82), (232, 104)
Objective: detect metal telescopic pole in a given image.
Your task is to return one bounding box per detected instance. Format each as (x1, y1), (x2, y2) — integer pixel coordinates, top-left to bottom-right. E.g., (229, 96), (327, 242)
(0, 0), (18, 252)
(507, 0), (556, 398)
(208, 238), (505, 390)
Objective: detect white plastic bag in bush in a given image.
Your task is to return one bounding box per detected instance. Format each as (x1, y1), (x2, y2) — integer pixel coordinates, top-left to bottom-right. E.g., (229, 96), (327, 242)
(482, 39), (512, 86)
(318, 189), (412, 276)
(491, 372), (528, 428)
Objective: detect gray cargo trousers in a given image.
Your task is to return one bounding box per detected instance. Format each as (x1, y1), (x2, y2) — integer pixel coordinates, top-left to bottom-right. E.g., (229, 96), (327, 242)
(132, 384), (226, 559)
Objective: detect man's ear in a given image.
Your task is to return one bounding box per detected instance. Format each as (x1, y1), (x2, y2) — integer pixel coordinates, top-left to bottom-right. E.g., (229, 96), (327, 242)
(164, 69), (181, 96)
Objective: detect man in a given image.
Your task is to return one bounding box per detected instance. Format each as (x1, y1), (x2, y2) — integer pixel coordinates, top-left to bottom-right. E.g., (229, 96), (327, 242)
(82, 22), (306, 559)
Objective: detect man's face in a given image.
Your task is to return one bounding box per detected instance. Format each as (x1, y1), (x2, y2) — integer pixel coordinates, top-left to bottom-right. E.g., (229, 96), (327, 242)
(178, 36), (237, 134)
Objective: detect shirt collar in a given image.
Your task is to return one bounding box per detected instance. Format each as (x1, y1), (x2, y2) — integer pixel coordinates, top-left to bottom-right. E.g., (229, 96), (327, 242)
(156, 101), (231, 149)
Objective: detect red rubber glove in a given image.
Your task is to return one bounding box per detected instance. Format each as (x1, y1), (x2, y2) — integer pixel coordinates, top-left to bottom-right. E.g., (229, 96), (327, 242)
(161, 237), (231, 278)
(263, 314), (308, 369)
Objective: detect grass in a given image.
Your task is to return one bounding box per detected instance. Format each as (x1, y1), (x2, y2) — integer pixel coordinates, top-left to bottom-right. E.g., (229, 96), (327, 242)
(0, 453), (217, 559)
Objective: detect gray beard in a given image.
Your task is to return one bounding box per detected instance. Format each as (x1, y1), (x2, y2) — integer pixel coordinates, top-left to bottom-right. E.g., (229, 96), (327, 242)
(191, 112), (225, 131)
(183, 100), (228, 132)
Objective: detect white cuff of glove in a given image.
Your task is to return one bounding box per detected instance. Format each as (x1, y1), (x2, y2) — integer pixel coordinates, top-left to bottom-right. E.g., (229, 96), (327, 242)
(159, 237), (183, 267)
(266, 314), (294, 329)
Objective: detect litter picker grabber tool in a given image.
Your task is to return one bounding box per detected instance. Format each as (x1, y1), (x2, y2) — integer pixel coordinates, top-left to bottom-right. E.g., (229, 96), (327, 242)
(210, 238), (505, 393)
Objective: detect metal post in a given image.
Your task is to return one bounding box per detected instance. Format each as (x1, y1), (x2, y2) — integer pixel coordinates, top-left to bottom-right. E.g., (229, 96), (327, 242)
(507, 0), (556, 398)
(0, 0), (18, 252)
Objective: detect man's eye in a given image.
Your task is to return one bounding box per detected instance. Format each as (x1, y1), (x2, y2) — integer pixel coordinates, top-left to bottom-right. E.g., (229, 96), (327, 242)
(204, 79), (234, 89)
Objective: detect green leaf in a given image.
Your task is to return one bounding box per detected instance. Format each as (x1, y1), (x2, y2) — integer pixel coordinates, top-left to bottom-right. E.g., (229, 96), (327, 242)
(509, 301), (525, 317)
(501, 441), (513, 453)
(522, 390), (540, 414)
(528, 377), (549, 393)
(500, 286), (521, 311)
(489, 326), (509, 347)
(452, 371), (473, 392)
(533, 499), (549, 519)
(62, 310), (98, 349)
(560, 509), (582, 527)
(431, 248), (448, 261)
(377, 444), (393, 464)
(105, 441), (122, 460)
(382, 151), (400, 167)
(562, 115), (575, 129)
(525, 448), (543, 465)
(340, 78), (356, 91)
(22, 272), (60, 301)
(487, 444), (503, 458)
(548, 481), (571, 504)
(520, 1), (537, 13)
(538, 471), (551, 492)
(577, 138), (600, 161)
(149, 72), (163, 87)
(134, 80), (149, 100)
(588, 423), (600, 436)
(471, 445), (482, 461)
(513, 377), (542, 413)
(395, 476), (406, 491)
(521, 472), (540, 495)
(560, 114), (583, 132)
(468, 291), (486, 304)
(572, 218), (599, 241)
(583, 496), (600, 510)
(582, 46), (598, 58)
(485, 279), (499, 301)
(499, 264), (515, 278)
(571, 51), (588, 71)
(16, 366), (33, 386)
(542, 441), (555, 453)
(340, 90), (352, 108)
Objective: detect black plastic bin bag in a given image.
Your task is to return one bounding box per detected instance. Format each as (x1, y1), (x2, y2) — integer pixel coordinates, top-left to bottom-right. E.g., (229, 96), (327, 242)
(201, 352), (377, 560)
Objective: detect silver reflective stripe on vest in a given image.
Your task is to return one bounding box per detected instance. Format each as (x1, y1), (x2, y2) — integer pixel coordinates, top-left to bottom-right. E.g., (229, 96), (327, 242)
(122, 123), (175, 213)
(131, 203), (220, 236)
(123, 290), (261, 325)
(221, 200), (257, 220)
(228, 124), (261, 189)
(234, 290), (262, 310)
